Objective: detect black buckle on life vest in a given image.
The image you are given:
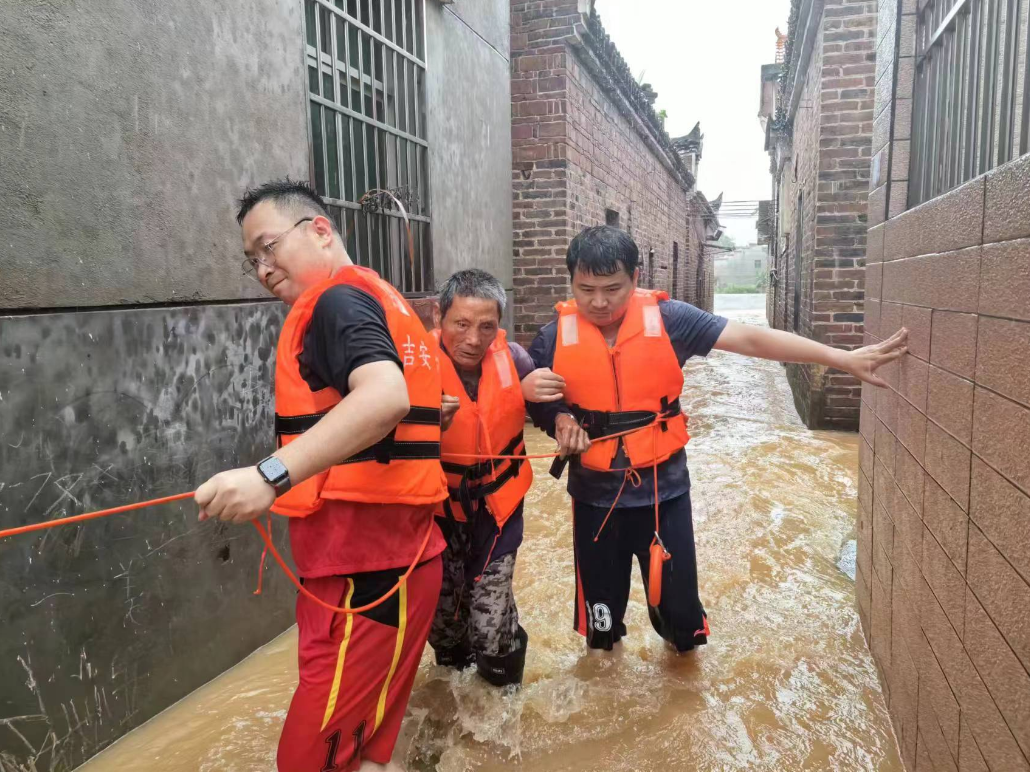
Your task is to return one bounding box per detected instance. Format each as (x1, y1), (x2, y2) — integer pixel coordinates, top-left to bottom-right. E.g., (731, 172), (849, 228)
(374, 430), (396, 464)
(568, 402), (681, 440)
(340, 440), (441, 465)
(443, 432), (525, 516)
(450, 460), (522, 521)
(441, 432), (525, 478)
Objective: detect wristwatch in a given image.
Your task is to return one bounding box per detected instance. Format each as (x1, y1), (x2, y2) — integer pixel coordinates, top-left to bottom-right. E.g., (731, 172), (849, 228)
(256, 456), (292, 495)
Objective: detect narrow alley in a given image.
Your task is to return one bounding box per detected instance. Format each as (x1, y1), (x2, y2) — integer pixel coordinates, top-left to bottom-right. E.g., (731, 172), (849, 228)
(6, 1), (1029, 768)
(79, 295), (903, 772)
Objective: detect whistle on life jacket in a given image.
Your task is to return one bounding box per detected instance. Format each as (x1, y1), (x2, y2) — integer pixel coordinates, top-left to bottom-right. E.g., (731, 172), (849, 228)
(647, 532), (672, 607)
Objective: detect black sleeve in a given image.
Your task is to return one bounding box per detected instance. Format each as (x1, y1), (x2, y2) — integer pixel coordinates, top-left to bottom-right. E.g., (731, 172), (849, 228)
(298, 285), (403, 396)
(509, 342), (536, 381)
(660, 300), (729, 366)
(527, 321), (557, 370)
(525, 320), (571, 437)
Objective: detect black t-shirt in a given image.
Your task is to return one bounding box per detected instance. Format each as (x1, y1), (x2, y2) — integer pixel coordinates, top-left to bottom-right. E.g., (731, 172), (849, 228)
(298, 285), (403, 394)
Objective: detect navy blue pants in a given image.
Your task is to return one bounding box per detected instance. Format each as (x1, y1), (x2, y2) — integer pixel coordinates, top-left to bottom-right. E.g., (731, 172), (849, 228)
(573, 491), (709, 652)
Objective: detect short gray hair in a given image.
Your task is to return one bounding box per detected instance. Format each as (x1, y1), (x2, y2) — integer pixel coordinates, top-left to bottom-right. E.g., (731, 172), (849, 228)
(438, 269), (506, 320)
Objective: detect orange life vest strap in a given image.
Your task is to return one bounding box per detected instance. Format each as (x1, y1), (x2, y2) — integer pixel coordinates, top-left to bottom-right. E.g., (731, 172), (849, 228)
(440, 432), (525, 521)
(274, 404), (442, 464)
(440, 432), (525, 479)
(568, 397), (682, 440)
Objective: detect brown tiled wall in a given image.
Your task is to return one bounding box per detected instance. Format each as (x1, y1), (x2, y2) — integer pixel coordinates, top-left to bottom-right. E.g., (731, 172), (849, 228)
(860, 3), (1030, 761)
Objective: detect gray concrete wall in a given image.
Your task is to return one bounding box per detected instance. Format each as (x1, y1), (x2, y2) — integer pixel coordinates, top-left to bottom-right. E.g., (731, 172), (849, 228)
(0, 2), (517, 764)
(424, 0), (514, 327)
(0, 1), (310, 768)
(0, 303), (295, 771)
(0, 0), (309, 309)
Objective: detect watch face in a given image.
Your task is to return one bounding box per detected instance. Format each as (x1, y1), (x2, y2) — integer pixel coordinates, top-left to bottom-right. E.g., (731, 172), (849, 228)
(260, 457), (288, 483)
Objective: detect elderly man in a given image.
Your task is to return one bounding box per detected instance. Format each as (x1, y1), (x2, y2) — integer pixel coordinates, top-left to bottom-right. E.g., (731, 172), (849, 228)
(429, 268), (559, 687)
(195, 180), (447, 772)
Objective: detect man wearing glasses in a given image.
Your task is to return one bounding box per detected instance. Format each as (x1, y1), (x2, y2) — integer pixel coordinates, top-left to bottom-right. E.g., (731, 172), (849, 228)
(194, 179), (446, 772)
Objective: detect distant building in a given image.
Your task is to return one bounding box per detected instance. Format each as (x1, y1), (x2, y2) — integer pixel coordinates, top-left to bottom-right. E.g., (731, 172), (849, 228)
(715, 245), (770, 291)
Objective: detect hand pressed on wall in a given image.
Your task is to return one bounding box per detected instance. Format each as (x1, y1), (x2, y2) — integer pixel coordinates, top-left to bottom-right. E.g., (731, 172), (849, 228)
(838, 328), (908, 388)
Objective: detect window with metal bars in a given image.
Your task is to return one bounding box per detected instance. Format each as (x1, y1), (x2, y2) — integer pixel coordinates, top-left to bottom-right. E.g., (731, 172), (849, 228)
(304, 0), (432, 293)
(909, 0), (1030, 207)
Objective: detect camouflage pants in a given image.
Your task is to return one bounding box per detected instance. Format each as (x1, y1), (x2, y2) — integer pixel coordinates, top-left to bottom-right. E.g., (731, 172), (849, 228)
(428, 524), (520, 658)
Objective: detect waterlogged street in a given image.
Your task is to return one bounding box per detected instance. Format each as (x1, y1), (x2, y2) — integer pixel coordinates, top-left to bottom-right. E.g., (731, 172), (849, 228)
(81, 295), (902, 771)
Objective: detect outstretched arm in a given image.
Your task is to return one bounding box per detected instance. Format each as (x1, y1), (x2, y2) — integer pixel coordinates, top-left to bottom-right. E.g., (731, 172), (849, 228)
(713, 322), (908, 388)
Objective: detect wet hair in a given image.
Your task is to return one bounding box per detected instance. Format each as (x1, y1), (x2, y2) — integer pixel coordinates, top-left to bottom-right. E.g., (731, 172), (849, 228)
(235, 178), (339, 233)
(438, 269), (506, 320)
(566, 225), (639, 278)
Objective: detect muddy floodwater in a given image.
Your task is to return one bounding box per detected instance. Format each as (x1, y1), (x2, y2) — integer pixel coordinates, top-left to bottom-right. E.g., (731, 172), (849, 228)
(81, 295), (903, 771)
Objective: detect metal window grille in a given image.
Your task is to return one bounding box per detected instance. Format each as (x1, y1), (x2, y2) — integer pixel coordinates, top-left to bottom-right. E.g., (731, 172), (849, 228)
(304, 0), (432, 293)
(909, 0), (1030, 207)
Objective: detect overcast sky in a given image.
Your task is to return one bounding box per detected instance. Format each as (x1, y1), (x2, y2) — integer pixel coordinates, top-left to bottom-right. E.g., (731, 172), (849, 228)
(592, 0), (789, 244)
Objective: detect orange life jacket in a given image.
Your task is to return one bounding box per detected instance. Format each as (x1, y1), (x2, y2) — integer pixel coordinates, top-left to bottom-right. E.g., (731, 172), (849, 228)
(552, 289), (689, 471)
(271, 265), (448, 517)
(434, 329), (533, 528)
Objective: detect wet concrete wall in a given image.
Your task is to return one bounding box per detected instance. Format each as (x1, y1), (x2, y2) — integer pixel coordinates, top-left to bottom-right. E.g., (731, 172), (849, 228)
(424, 0), (514, 324)
(0, 303), (295, 771)
(0, 0), (311, 768)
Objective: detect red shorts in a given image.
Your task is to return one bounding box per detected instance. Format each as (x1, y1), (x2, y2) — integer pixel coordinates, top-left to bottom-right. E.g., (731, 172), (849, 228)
(277, 556), (442, 771)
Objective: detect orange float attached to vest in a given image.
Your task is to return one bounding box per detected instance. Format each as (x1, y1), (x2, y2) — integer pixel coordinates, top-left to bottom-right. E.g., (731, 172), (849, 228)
(552, 289), (689, 471)
(271, 265), (447, 517)
(434, 329), (533, 530)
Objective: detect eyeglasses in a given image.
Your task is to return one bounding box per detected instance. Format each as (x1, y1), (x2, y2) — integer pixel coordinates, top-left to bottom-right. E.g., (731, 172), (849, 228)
(241, 217), (313, 279)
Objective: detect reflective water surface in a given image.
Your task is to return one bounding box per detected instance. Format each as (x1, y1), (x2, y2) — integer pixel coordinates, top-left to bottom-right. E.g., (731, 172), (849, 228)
(81, 296), (902, 771)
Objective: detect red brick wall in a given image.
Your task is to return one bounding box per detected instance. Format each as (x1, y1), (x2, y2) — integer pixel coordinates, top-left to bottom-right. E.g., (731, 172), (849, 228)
(859, 2), (1030, 769)
(510, 0), (579, 345)
(564, 52), (692, 303)
(771, 0), (877, 429)
(510, 1), (703, 346)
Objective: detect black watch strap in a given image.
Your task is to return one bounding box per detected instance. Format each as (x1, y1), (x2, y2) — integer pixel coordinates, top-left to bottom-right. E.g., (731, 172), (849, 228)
(257, 456), (292, 495)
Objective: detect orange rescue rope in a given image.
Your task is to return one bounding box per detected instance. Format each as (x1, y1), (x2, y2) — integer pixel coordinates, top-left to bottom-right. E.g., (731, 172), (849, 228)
(0, 419), (675, 614)
(443, 418), (675, 607)
(0, 491), (434, 616)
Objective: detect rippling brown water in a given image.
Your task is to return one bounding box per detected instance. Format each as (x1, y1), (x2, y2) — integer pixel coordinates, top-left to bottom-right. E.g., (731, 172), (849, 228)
(81, 298), (902, 771)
